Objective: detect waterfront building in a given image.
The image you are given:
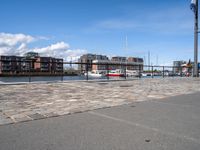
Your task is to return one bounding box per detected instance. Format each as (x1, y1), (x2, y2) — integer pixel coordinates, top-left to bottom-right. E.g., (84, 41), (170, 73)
(77, 54), (144, 73)
(0, 53), (63, 76)
(34, 57), (63, 74)
(24, 52), (39, 72)
(92, 56), (144, 72)
(109, 56), (127, 70)
(25, 52), (39, 58)
(78, 54), (109, 72)
(109, 56), (143, 71)
(92, 59), (110, 71)
(0, 55), (23, 75)
(127, 57), (144, 70)
(111, 56), (127, 62)
(173, 61), (187, 74)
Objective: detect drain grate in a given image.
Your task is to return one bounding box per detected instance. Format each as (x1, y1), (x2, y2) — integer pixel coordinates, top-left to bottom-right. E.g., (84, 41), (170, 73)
(98, 82), (109, 85)
(120, 85), (133, 87)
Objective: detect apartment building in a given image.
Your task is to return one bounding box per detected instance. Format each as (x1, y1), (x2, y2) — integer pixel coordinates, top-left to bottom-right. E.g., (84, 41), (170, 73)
(127, 57), (144, 70)
(88, 55), (143, 72)
(109, 56), (143, 71)
(0, 52), (63, 75)
(0, 55), (23, 74)
(78, 54), (109, 72)
(34, 57), (63, 73)
(111, 56), (127, 62)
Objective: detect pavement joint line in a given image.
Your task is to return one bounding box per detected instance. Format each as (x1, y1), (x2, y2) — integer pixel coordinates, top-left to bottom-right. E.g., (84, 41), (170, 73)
(2, 112), (16, 123)
(25, 114), (34, 120)
(88, 111), (200, 144)
(148, 99), (200, 108)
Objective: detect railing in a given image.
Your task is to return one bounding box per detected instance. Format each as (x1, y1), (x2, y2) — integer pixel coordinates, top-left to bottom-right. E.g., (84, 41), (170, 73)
(0, 59), (198, 83)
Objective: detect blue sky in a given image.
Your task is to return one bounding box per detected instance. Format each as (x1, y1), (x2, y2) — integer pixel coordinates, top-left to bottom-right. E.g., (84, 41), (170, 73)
(0, 0), (197, 65)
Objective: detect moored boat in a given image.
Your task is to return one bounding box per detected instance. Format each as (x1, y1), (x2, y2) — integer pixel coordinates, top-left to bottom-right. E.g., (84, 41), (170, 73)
(84, 70), (103, 77)
(141, 73), (152, 77)
(126, 70), (139, 77)
(106, 69), (125, 77)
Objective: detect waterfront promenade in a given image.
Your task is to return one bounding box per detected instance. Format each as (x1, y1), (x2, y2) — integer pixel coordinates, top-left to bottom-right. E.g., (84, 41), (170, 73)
(0, 90), (200, 150)
(0, 77), (200, 125)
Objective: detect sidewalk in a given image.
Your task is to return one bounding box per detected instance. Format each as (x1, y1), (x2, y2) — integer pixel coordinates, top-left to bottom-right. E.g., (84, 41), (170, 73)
(0, 77), (200, 125)
(0, 92), (200, 150)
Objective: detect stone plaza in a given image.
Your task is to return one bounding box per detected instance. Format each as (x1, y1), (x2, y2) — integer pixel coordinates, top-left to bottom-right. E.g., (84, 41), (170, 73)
(0, 77), (200, 125)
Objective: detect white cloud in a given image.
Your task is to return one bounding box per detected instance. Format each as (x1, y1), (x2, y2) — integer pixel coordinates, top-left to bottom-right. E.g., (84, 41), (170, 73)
(32, 42), (70, 56)
(0, 33), (35, 55)
(64, 49), (87, 62)
(0, 33), (87, 62)
(0, 33), (35, 47)
(32, 42), (87, 61)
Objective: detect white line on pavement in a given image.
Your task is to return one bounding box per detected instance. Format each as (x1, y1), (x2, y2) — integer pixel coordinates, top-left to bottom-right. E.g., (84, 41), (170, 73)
(88, 111), (200, 144)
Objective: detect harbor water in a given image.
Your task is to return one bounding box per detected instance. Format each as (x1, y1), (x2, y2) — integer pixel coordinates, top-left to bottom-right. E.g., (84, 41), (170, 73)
(0, 75), (164, 83)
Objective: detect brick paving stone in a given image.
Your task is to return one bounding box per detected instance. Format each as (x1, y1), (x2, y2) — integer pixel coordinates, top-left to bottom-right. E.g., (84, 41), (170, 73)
(0, 113), (13, 125)
(28, 113), (46, 120)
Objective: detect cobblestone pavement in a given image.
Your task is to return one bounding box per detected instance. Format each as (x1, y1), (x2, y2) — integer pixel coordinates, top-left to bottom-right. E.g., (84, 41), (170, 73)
(0, 78), (200, 125)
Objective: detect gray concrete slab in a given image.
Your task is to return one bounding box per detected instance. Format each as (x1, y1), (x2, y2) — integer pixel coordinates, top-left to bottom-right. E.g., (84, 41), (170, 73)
(0, 92), (200, 150)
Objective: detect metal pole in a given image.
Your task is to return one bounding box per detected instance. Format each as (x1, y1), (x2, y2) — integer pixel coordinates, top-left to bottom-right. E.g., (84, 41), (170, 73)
(148, 51), (150, 71)
(106, 63), (109, 81)
(163, 66), (165, 78)
(86, 63), (88, 81)
(124, 64), (127, 79)
(61, 62), (64, 82)
(29, 61), (31, 83)
(180, 66), (183, 77)
(139, 65), (141, 78)
(151, 66), (154, 78)
(61, 74), (63, 81)
(194, 0), (199, 77)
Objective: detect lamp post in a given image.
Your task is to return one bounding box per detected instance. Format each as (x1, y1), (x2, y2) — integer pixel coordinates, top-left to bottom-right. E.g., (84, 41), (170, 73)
(191, 0), (199, 77)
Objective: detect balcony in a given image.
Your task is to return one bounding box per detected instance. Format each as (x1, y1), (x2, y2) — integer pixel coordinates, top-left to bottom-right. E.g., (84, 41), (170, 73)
(2, 67), (11, 71)
(41, 68), (49, 71)
(1, 57), (11, 61)
(2, 63), (11, 67)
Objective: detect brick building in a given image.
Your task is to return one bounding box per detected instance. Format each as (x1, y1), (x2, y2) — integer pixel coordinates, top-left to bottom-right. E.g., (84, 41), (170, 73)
(78, 54), (144, 72)
(78, 54), (109, 72)
(0, 52), (63, 76)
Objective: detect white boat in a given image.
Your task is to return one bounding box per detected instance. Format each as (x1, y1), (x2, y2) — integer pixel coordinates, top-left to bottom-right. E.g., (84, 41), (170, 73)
(106, 69), (125, 77)
(84, 70), (103, 77)
(141, 73), (152, 77)
(126, 70), (139, 77)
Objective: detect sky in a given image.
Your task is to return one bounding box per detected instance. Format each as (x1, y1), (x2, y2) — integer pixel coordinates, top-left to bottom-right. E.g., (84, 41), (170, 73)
(0, 0), (197, 65)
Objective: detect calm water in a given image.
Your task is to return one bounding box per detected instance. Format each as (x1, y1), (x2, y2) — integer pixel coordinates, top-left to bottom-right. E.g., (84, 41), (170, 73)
(0, 76), (83, 83)
(0, 75), (163, 83)
(0, 76), (128, 83)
